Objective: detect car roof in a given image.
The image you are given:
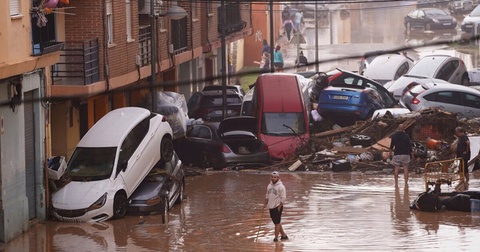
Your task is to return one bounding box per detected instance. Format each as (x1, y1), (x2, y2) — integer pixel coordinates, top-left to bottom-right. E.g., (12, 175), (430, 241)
(422, 83), (480, 93)
(363, 54), (412, 80)
(407, 55), (452, 77)
(203, 85), (243, 93)
(78, 107), (152, 147)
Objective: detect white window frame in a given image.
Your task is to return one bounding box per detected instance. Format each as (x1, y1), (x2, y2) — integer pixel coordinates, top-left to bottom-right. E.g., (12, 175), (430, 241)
(10, 0), (20, 16)
(126, 0), (133, 42)
(106, 0), (114, 45)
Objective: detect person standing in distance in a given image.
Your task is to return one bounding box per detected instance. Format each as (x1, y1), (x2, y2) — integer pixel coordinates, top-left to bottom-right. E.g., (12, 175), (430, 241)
(264, 171), (288, 242)
(455, 126), (471, 183)
(389, 124), (413, 185)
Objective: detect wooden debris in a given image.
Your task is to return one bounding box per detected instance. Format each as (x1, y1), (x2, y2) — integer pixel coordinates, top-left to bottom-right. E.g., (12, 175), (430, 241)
(288, 160), (303, 171)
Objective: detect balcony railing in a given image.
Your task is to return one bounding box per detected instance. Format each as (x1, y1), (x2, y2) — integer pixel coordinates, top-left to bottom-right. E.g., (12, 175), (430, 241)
(138, 26), (152, 67)
(217, 2), (245, 36)
(51, 38), (100, 85)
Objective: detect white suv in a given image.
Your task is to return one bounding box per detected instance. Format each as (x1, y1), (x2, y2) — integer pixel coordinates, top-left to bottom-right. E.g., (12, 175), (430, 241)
(52, 107), (174, 222)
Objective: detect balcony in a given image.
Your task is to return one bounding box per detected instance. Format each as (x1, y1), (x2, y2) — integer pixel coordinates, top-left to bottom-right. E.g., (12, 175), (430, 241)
(217, 2), (245, 36)
(138, 26), (152, 67)
(51, 39), (100, 85)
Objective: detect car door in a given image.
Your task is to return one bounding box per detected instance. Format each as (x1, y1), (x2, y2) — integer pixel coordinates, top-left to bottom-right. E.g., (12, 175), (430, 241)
(185, 125), (215, 164)
(463, 92), (480, 118)
(435, 60), (460, 84)
(118, 118), (149, 195)
(423, 91), (466, 117)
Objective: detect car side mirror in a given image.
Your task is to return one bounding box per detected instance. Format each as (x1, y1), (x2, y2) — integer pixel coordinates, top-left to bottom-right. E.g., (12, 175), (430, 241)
(160, 190), (169, 197)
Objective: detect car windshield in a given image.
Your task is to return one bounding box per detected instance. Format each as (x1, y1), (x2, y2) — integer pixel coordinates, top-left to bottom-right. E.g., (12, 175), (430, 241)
(201, 96), (242, 106)
(261, 112), (307, 135)
(408, 57), (447, 77)
(65, 147), (117, 181)
(471, 6), (480, 16)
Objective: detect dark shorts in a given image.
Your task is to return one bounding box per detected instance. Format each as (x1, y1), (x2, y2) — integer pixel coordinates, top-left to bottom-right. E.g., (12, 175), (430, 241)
(269, 206), (283, 224)
(274, 63), (284, 68)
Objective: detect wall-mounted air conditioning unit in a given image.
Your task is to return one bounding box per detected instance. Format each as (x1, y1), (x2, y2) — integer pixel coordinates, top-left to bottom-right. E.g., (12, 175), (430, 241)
(138, 0), (163, 15)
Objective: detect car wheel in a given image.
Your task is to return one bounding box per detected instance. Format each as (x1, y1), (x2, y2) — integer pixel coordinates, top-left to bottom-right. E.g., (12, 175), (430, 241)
(161, 137), (174, 162)
(199, 152), (211, 169)
(175, 182), (184, 204)
(350, 134), (372, 147)
(461, 74), (470, 86)
(425, 23), (431, 31)
(412, 141), (427, 157)
(113, 193), (127, 219)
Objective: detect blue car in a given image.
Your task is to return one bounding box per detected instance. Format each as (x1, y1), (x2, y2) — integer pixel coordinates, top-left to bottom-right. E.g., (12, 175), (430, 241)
(316, 69), (398, 126)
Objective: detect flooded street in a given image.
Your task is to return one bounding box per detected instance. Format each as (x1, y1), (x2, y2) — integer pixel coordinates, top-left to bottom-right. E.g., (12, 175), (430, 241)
(4, 1), (480, 251)
(5, 170), (480, 251)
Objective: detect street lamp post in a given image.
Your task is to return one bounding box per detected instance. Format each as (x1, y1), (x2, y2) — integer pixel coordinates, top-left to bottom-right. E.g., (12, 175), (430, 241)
(150, 4), (187, 113)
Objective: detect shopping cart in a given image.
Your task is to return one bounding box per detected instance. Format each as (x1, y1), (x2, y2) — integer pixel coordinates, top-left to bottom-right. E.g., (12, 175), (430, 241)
(424, 157), (466, 192)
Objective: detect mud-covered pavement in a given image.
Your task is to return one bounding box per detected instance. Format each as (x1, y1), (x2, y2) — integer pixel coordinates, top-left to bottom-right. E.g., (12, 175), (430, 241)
(4, 170), (480, 251)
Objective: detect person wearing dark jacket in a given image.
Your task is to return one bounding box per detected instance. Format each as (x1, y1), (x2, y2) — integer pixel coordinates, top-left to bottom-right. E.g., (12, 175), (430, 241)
(390, 124), (413, 185)
(455, 126), (471, 183)
(261, 39), (271, 56)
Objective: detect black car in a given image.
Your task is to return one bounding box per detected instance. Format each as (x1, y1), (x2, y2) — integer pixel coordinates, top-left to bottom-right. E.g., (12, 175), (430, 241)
(127, 152), (185, 215)
(404, 8), (457, 31)
(187, 90), (243, 122)
(174, 116), (271, 170)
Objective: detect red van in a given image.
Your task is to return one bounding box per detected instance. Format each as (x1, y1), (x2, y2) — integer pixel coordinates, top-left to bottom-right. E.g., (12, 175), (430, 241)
(251, 73), (310, 160)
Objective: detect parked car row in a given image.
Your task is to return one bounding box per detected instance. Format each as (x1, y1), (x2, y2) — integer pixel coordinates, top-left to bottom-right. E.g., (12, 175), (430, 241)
(307, 48), (476, 126)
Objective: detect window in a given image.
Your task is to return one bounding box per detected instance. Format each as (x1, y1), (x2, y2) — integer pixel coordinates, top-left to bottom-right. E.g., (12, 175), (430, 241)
(10, 0), (20, 16)
(191, 1), (197, 19)
(435, 91), (462, 105)
(394, 62), (410, 80)
(206, 1), (213, 14)
(106, 0), (114, 45)
(188, 125), (212, 140)
(436, 61), (457, 81)
(464, 93), (480, 109)
(261, 112), (307, 135)
(126, 0), (133, 41)
(118, 118), (150, 173)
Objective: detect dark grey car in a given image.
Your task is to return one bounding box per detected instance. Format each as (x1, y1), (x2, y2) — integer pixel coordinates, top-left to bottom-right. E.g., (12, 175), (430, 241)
(127, 152), (184, 215)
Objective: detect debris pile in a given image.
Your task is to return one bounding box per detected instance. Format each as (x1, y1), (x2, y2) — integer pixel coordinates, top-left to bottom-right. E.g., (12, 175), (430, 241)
(287, 107), (480, 173)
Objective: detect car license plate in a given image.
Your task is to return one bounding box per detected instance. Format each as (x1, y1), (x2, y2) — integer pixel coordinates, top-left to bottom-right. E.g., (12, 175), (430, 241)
(215, 110), (232, 114)
(332, 95), (348, 100)
(443, 23), (451, 26)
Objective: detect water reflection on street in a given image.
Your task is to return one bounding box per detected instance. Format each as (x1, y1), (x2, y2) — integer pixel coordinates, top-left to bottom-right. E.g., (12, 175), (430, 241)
(5, 171), (480, 251)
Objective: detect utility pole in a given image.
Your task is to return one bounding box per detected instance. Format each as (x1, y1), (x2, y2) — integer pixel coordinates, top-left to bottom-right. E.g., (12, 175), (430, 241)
(269, 0), (274, 73)
(221, 0), (227, 119)
(315, 1), (319, 72)
(150, 0), (157, 113)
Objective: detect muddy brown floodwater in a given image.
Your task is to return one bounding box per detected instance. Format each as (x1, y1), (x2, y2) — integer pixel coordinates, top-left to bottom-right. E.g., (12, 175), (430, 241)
(4, 171), (480, 251)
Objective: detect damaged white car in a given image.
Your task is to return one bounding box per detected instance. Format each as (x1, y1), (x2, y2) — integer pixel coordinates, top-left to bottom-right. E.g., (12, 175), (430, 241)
(51, 107), (174, 222)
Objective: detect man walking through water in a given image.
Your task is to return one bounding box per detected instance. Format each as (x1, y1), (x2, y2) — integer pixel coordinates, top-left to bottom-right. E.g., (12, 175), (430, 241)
(264, 171), (288, 242)
(389, 124), (413, 185)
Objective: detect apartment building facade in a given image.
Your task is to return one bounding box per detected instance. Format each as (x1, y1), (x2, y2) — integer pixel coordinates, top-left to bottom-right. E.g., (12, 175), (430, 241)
(0, 0), (252, 243)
